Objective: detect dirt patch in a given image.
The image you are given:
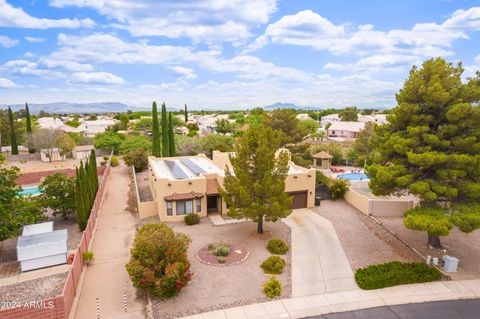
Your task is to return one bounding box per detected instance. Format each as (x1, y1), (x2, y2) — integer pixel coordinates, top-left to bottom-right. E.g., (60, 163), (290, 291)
(135, 171), (153, 202)
(377, 217), (480, 280)
(313, 200), (420, 270)
(0, 272), (68, 306)
(127, 170), (139, 215)
(197, 243), (249, 266)
(150, 219), (291, 319)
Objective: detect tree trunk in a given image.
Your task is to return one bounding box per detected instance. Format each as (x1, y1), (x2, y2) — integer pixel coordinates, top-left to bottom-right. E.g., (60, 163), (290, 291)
(257, 220), (264, 234)
(428, 233), (442, 249)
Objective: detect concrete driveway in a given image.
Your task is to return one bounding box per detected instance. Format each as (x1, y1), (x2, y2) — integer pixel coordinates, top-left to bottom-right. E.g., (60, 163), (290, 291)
(283, 209), (357, 297)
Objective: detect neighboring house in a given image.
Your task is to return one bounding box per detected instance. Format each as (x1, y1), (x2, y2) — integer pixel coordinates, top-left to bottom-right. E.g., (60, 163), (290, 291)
(72, 145), (95, 160)
(37, 117), (64, 130)
(0, 145), (29, 154)
(58, 124), (85, 134)
(327, 121), (366, 139)
(174, 126), (189, 135)
(358, 114), (388, 125)
(40, 148), (65, 162)
(77, 119), (116, 137)
(320, 114), (340, 127)
(140, 149), (316, 221)
(296, 113), (311, 121)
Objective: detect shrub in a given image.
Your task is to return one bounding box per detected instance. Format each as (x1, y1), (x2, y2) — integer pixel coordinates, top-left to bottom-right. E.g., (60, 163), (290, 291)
(110, 155), (119, 167)
(355, 261), (442, 290)
(213, 244), (230, 257)
(184, 213), (200, 225)
(124, 149), (149, 172)
(126, 223), (192, 298)
(218, 256), (226, 263)
(103, 156), (109, 161)
(329, 178), (348, 200)
(267, 239), (289, 255)
(83, 251), (94, 265)
(261, 256), (286, 274)
(263, 276), (281, 298)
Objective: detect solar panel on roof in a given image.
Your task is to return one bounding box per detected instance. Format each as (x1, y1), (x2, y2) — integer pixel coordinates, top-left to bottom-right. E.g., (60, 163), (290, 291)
(181, 158), (206, 174)
(164, 160), (189, 179)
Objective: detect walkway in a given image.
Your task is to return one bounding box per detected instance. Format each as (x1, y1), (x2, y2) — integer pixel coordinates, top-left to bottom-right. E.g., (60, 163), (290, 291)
(283, 209), (356, 296)
(74, 164), (145, 319)
(306, 299), (480, 319)
(180, 279), (480, 319)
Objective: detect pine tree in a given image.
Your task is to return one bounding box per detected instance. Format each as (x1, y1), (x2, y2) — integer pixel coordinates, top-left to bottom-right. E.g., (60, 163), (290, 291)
(161, 102), (169, 156)
(25, 103), (34, 153)
(151, 101), (161, 157)
(219, 126), (292, 234)
(184, 104), (188, 124)
(168, 113), (175, 156)
(7, 107), (18, 155)
(367, 58), (480, 248)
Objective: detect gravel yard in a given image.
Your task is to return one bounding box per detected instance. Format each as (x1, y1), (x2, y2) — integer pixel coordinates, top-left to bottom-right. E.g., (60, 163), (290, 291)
(150, 219), (291, 319)
(0, 272), (68, 307)
(377, 217), (480, 280)
(313, 200), (420, 270)
(135, 171), (153, 202)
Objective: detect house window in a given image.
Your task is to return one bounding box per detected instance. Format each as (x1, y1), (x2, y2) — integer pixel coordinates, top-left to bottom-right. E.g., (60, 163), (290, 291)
(176, 200), (193, 215)
(167, 202), (172, 216)
(196, 199), (201, 213)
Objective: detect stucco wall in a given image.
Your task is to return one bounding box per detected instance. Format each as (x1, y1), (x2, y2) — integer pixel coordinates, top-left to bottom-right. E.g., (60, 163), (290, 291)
(344, 188), (371, 214)
(284, 166), (316, 208)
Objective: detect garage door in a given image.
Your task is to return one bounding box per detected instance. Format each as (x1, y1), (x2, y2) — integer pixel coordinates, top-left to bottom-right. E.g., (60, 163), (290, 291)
(289, 191), (308, 209)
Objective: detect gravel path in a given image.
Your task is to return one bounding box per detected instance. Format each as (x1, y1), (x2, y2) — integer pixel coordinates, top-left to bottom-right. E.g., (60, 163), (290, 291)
(313, 200), (420, 270)
(0, 272), (68, 306)
(151, 219), (291, 319)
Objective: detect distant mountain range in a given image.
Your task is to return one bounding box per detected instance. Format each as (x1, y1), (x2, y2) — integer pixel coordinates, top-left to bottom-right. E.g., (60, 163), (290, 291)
(1, 102), (149, 114)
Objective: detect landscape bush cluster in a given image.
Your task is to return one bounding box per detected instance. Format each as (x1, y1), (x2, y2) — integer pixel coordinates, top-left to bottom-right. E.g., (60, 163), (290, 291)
(261, 256), (286, 274)
(184, 213), (200, 225)
(126, 223), (192, 298)
(267, 238), (289, 255)
(263, 276), (282, 298)
(354, 261), (442, 290)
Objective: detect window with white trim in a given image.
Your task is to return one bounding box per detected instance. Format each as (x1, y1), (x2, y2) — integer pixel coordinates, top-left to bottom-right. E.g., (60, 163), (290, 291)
(176, 200), (193, 215)
(196, 198), (201, 213)
(167, 201), (173, 216)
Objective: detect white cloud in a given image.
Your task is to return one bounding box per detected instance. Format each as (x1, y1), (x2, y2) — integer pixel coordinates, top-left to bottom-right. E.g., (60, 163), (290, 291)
(0, 77), (19, 88)
(0, 0), (95, 29)
(48, 0), (277, 43)
(0, 35), (18, 47)
(442, 7), (480, 31)
(39, 57), (94, 72)
(69, 72), (125, 85)
(24, 36), (46, 42)
(3, 59), (64, 77)
(169, 66), (198, 80)
(325, 54), (421, 73)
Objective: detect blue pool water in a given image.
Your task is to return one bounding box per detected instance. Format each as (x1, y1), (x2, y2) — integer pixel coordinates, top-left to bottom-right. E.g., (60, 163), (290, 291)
(18, 187), (42, 196)
(337, 173), (369, 181)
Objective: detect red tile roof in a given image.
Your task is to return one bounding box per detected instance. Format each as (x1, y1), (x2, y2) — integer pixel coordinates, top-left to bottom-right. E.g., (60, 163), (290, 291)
(164, 191), (204, 201)
(206, 179), (220, 195)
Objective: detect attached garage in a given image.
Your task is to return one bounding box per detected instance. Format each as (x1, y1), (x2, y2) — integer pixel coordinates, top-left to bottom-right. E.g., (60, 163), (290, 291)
(289, 191), (308, 209)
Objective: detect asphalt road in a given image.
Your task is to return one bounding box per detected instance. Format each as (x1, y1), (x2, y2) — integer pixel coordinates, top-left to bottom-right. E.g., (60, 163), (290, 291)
(305, 299), (480, 319)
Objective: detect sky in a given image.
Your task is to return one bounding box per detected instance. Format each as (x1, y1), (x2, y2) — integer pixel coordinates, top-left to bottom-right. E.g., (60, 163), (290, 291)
(0, 0), (479, 110)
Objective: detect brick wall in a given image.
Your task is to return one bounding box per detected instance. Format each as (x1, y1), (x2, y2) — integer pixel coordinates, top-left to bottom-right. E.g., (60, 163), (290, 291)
(0, 154), (112, 319)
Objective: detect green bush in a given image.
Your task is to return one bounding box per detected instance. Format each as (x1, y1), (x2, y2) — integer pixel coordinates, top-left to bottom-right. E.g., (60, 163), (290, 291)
(329, 178), (349, 200)
(218, 256), (226, 263)
(110, 155), (119, 167)
(213, 244), (230, 257)
(260, 256), (286, 274)
(355, 261), (442, 290)
(82, 251), (94, 265)
(184, 213), (200, 225)
(263, 276), (281, 298)
(267, 239), (289, 255)
(126, 223), (192, 298)
(124, 149), (149, 172)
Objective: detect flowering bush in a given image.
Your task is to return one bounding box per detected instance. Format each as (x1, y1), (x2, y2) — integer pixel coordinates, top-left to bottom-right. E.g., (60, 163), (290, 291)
(126, 223), (192, 298)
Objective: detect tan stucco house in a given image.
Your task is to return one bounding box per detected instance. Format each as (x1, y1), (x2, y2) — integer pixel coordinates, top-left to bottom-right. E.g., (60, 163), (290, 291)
(140, 150), (316, 221)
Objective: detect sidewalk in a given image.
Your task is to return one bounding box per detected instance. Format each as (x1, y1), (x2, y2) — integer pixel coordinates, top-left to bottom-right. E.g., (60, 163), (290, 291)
(74, 164), (146, 319)
(180, 279), (480, 319)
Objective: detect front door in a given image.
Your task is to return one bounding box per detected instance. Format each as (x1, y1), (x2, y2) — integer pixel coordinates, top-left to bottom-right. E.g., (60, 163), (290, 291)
(207, 196), (218, 212)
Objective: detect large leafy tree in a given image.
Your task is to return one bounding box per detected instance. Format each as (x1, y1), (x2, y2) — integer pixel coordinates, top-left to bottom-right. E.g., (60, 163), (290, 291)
(367, 58), (480, 248)
(152, 101), (161, 157)
(339, 106), (358, 121)
(93, 131), (125, 153)
(39, 173), (76, 219)
(8, 106), (18, 155)
(219, 126), (292, 234)
(265, 109), (309, 145)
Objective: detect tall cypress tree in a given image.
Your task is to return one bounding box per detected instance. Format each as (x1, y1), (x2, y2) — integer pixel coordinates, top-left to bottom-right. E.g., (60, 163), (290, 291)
(25, 103), (34, 153)
(161, 102), (169, 156)
(151, 101), (161, 157)
(76, 165), (87, 230)
(168, 112), (175, 156)
(184, 104), (188, 124)
(7, 107), (18, 155)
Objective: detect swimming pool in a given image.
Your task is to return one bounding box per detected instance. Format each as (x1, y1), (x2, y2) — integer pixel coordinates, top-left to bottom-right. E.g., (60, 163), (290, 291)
(18, 187), (42, 196)
(337, 173), (369, 181)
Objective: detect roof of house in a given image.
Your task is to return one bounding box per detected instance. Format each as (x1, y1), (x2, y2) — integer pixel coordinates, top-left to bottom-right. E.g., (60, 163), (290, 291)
(312, 151), (333, 159)
(328, 121), (366, 132)
(206, 179), (220, 195)
(73, 145), (95, 152)
(40, 148), (62, 153)
(164, 191), (204, 201)
(150, 156), (224, 180)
